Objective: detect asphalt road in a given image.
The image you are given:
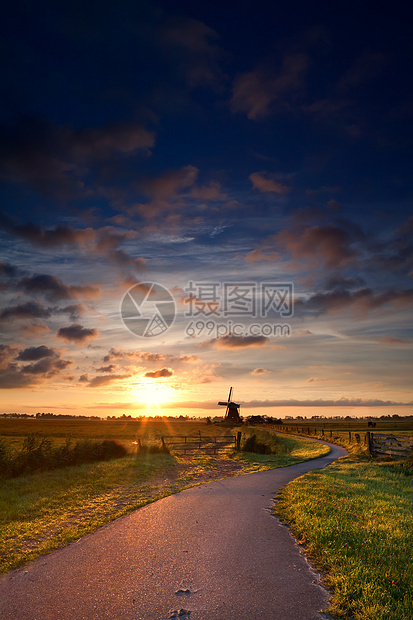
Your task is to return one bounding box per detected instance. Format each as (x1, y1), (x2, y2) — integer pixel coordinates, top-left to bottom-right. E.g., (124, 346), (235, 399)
(0, 441), (347, 620)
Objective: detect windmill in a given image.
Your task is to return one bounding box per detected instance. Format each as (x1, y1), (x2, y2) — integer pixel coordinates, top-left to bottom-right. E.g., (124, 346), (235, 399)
(218, 387), (242, 423)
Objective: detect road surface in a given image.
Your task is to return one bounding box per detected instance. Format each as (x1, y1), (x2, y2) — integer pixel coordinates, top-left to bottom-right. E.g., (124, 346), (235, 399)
(0, 440), (346, 619)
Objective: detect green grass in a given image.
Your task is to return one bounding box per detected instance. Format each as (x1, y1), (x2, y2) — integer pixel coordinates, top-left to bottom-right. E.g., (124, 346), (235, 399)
(233, 427), (330, 471)
(0, 453), (183, 573)
(0, 420), (331, 574)
(0, 417), (222, 440)
(275, 454), (413, 620)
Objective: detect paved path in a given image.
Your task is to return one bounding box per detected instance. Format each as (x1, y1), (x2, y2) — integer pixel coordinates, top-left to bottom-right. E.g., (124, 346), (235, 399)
(0, 441), (347, 619)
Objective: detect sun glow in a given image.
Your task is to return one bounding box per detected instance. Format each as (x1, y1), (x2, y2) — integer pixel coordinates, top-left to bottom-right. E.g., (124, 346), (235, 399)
(137, 383), (174, 409)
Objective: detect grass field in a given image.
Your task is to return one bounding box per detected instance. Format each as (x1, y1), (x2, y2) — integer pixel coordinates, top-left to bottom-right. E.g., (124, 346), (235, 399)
(276, 453), (413, 620)
(0, 418), (329, 574)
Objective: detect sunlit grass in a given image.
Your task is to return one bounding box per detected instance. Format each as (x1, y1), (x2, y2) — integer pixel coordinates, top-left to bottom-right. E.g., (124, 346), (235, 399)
(0, 424), (331, 574)
(275, 455), (413, 620)
(0, 453), (181, 573)
(232, 427), (330, 472)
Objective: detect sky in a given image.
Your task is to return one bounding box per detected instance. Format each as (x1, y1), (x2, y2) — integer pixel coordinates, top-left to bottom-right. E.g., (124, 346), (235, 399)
(0, 0), (412, 418)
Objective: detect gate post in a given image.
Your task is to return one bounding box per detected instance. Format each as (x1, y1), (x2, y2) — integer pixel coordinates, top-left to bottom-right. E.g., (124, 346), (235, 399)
(236, 431), (242, 451)
(366, 431), (372, 455)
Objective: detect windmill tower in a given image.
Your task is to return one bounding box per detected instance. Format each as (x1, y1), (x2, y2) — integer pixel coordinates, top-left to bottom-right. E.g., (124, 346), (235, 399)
(218, 387), (242, 423)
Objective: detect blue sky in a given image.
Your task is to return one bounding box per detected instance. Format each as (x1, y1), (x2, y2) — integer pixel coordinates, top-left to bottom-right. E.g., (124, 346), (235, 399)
(0, 0), (412, 417)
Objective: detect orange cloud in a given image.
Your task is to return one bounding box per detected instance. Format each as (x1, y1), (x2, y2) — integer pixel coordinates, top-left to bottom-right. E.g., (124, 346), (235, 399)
(249, 172), (291, 194)
(251, 368), (271, 375)
(231, 53), (308, 120)
(273, 224), (356, 268)
(140, 165), (199, 204)
(212, 335), (269, 349)
(144, 367), (174, 378)
(379, 336), (410, 345)
(245, 249), (280, 264)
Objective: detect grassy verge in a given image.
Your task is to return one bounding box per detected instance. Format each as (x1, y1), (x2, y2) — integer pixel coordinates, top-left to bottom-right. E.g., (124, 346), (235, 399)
(1, 429), (329, 574)
(233, 427), (330, 471)
(275, 454), (413, 620)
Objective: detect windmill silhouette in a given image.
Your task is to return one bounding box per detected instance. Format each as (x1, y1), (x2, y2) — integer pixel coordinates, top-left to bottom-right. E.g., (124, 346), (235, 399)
(218, 387), (242, 423)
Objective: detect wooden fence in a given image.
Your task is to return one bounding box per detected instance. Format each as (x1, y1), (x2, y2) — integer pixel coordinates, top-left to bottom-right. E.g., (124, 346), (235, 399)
(368, 433), (413, 459)
(263, 424), (413, 459)
(266, 424), (370, 446)
(138, 433), (240, 455)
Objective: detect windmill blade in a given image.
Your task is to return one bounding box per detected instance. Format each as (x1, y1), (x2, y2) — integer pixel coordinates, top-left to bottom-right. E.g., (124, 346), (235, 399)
(228, 387), (233, 402)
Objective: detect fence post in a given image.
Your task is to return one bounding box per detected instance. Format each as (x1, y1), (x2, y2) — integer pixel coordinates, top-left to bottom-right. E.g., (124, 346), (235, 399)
(236, 431), (242, 451)
(366, 431), (372, 455)
(348, 431), (351, 442)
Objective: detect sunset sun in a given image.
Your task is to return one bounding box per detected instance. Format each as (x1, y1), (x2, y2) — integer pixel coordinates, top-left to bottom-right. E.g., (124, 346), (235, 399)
(137, 383), (174, 410)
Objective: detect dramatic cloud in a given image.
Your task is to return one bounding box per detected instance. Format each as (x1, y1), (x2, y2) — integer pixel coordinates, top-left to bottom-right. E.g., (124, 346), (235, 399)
(0, 213), (95, 248)
(21, 357), (72, 376)
(245, 249), (280, 264)
(190, 180), (226, 201)
(97, 364), (117, 373)
(20, 323), (51, 338)
(0, 343), (72, 388)
(87, 374), (131, 388)
(0, 344), (21, 369)
(19, 274), (100, 302)
(103, 348), (168, 363)
(272, 224), (357, 268)
(296, 288), (413, 316)
(0, 367), (35, 389)
(249, 172), (291, 194)
(57, 324), (99, 345)
(160, 16), (225, 89)
(144, 367), (174, 378)
(134, 165), (200, 216)
(369, 215), (413, 276)
(16, 345), (57, 361)
(251, 368), (271, 375)
(212, 335), (269, 349)
(0, 301), (52, 322)
(231, 53), (308, 119)
(0, 301), (85, 324)
(0, 215), (146, 273)
(0, 117), (155, 199)
(0, 261), (22, 278)
(170, 355), (200, 363)
(56, 304), (85, 321)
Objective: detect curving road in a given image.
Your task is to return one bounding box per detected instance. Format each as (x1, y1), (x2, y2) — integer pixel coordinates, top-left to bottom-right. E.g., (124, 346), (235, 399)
(0, 440), (346, 620)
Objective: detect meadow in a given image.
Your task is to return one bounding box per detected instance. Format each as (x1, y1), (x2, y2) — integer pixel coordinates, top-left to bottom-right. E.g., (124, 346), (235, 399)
(0, 417), (328, 574)
(276, 446), (413, 620)
(4, 415), (412, 620)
